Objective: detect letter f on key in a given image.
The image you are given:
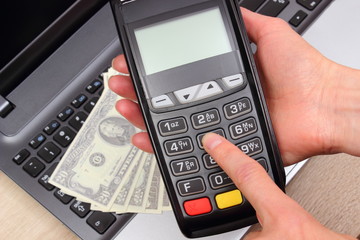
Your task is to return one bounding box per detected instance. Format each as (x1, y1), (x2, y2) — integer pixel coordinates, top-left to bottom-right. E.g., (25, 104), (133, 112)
(184, 182), (191, 192)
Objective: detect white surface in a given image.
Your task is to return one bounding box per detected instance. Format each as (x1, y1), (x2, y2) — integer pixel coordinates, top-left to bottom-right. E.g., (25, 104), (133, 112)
(116, 1), (360, 239)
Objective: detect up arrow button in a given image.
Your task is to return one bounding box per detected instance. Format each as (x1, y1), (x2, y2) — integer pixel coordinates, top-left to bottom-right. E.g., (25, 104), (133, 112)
(195, 81), (223, 101)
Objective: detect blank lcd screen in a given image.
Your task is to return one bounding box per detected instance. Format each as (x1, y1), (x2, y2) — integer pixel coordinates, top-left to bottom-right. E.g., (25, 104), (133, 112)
(134, 6), (232, 75)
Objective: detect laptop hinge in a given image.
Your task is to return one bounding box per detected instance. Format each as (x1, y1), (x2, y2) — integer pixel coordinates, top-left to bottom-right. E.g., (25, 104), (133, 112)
(0, 95), (15, 118)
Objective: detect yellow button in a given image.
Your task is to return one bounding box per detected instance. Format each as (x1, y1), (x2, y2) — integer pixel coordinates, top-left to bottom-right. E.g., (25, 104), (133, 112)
(215, 190), (243, 209)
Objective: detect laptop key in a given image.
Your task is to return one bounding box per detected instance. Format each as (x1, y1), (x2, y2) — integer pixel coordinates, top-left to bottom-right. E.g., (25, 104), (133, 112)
(289, 10), (308, 27)
(54, 127), (76, 147)
(54, 189), (74, 204)
(71, 94), (88, 108)
(69, 111), (88, 131)
(43, 120), (60, 135)
(57, 106), (74, 121)
(84, 97), (99, 113)
(296, 0), (322, 10)
(258, 0), (289, 17)
(240, 0), (266, 12)
(13, 149), (30, 165)
(86, 79), (103, 94)
(38, 163), (58, 190)
(37, 142), (61, 163)
(71, 200), (91, 218)
(87, 212), (116, 234)
(29, 133), (46, 149)
(23, 157), (45, 177)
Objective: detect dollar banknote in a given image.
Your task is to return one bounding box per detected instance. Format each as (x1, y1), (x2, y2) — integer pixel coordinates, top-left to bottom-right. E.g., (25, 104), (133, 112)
(49, 67), (171, 213)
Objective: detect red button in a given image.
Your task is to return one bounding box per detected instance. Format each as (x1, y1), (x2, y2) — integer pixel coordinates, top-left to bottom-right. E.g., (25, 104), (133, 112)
(184, 198), (212, 216)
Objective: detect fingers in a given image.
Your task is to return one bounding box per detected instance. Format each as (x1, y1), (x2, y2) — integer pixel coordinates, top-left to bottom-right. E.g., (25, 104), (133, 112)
(108, 75), (138, 101)
(115, 99), (146, 130)
(132, 132), (154, 153)
(112, 54), (129, 74)
(202, 133), (292, 223)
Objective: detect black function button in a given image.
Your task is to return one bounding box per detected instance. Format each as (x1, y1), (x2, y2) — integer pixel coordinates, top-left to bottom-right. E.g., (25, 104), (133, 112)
(258, 0), (289, 17)
(237, 138), (263, 157)
(70, 201), (91, 218)
(23, 157), (45, 177)
(240, 0), (266, 12)
(84, 97), (99, 113)
(54, 189), (74, 204)
(29, 133), (46, 149)
(54, 127), (76, 147)
(87, 212), (116, 234)
(71, 94), (88, 108)
(86, 79), (102, 94)
(38, 163), (58, 190)
(57, 106), (74, 121)
(257, 158), (268, 171)
(224, 98), (252, 120)
(13, 149), (30, 165)
(202, 154), (218, 169)
(191, 109), (220, 129)
(229, 118), (257, 140)
(170, 157), (199, 176)
(37, 142), (61, 163)
(296, 0), (322, 10)
(209, 171), (233, 189)
(177, 177), (205, 196)
(197, 129), (225, 149)
(289, 10), (308, 27)
(43, 120), (60, 135)
(69, 111), (88, 131)
(158, 117), (187, 136)
(164, 138), (193, 156)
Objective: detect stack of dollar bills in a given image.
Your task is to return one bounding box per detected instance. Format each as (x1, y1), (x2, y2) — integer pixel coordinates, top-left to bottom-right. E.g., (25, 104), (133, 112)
(49, 68), (171, 214)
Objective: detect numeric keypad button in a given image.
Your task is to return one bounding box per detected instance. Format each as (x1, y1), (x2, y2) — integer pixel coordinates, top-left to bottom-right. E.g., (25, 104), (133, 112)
(158, 117), (187, 136)
(237, 138), (263, 156)
(54, 127), (76, 147)
(177, 177), (205, 196)
(164, 138), (193, 156)
(224, 98), (252, 119)
(229, 118), (257, 139)
(197, 129), (225, 149)
(170, 158), (199, 176)
(202, 154), (218, 169)
(209, 171), (233, 189)
(191, 109), (220, 129)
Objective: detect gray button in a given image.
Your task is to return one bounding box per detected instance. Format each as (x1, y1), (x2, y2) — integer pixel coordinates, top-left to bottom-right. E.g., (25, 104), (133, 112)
(164, 138), (193, 156)
(195, 81), (223, 101)
(170, 157), (199, 176)
(177, 177), (205, 196)
(224, 98), (252, 119)
(229, 118), (257, 139)
(159, 117), (187, 136)
(151, 95), (175, 108)
(174, 84), (200, 104)
(222, 74), (244, 88)
(191, 109), (220, 129)
(237, 138), (262, 156)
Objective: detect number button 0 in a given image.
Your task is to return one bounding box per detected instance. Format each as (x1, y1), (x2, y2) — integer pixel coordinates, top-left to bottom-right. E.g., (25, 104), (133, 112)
(159, 117), (187, 136)
(170, 157), (199, 176)
(223, 98), (252, 119)
(191, 109), (220, 129)
(164, 138), (193, 156)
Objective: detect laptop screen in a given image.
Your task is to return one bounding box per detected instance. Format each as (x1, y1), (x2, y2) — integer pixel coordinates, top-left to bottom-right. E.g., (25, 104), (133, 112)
(0, 0), (107, 97)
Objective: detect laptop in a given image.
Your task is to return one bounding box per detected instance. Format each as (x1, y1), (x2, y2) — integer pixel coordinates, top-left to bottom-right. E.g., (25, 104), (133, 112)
(1, 0), (359, 239)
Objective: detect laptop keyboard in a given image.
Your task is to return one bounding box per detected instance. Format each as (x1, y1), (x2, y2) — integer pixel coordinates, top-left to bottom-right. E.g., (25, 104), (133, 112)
(4, 0), (333, 239)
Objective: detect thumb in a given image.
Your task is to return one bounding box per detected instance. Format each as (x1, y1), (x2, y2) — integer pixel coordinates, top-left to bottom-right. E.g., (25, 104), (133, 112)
(202, 133), (290, 224)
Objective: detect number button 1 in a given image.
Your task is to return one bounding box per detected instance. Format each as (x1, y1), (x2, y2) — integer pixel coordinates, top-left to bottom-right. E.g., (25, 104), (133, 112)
(159, 117), (187, 136)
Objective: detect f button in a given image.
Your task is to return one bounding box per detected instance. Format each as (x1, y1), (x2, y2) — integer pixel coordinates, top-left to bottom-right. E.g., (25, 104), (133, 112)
(177, 178), (205, 196)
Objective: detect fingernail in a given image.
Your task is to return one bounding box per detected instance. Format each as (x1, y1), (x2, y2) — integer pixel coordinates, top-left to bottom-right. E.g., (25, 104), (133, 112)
(202, 133), (223, 150)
